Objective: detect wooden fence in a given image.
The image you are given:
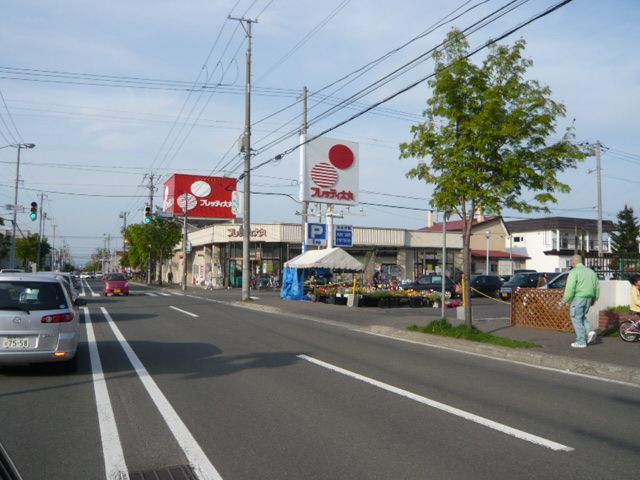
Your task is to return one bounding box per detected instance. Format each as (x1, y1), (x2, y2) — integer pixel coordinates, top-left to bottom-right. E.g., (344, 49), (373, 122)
(511, 288), (573, 331)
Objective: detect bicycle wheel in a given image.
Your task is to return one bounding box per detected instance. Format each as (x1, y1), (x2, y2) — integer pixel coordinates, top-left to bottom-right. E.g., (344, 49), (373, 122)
(619, 321), (640, 342)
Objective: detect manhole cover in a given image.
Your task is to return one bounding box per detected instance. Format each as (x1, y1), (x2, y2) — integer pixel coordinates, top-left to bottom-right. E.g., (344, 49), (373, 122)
(129, 464), (198, 480)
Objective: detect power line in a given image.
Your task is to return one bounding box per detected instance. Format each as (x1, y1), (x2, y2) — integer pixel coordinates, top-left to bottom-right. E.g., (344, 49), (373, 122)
(249, 0), (576, 174)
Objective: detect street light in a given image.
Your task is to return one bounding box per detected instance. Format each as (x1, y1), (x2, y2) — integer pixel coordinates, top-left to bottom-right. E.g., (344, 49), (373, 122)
(485, 230), (492, 275)
(0, 143), (36, 269)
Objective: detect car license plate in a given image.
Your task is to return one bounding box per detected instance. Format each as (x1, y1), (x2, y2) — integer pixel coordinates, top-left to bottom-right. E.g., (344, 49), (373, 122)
(2, 336), (30, 348)
(114, 289), (121, 293)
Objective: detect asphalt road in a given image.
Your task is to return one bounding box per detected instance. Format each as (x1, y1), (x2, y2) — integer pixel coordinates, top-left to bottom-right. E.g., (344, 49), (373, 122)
(1, 280), (639, 479)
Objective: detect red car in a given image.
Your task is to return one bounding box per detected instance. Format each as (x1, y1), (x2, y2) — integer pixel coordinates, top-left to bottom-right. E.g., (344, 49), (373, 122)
(103, 273), (129, 296)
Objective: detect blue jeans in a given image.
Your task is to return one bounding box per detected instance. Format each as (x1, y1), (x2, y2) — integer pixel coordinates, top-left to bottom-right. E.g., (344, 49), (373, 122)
(570, 296), (593, 345)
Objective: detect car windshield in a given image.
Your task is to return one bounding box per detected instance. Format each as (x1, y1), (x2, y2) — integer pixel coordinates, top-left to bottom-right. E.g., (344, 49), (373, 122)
(0, 281), (68, 311)
(509, 273), (532, 283)
(106, 273), (126, 281)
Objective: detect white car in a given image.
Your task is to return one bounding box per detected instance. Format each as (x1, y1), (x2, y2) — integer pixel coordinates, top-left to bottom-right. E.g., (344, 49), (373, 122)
(0, 274), (87, 372)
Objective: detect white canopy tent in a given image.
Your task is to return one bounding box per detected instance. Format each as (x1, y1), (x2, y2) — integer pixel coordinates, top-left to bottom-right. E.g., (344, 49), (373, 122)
(284, 247), (364, 271)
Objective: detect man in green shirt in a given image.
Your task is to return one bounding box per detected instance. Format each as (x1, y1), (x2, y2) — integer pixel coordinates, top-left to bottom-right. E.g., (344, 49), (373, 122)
(561, 254), (600, 348)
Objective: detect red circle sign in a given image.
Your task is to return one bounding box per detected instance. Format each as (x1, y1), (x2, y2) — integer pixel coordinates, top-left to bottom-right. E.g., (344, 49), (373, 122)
(328, 144), (354, 170)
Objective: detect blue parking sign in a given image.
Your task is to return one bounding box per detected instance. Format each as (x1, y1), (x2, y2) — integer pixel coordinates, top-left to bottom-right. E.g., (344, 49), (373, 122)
(307, 223), (327, 246)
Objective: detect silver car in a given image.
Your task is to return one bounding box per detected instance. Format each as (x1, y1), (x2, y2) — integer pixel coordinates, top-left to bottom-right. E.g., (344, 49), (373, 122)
(0, 274), (86, 372)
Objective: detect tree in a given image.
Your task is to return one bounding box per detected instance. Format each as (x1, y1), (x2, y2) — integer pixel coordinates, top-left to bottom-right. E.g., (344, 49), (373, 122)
(15, 234), (51, 271)
(610, 205), (640, 269)
(400, 29), (585, 328)
(125, 216), (182, 284)
(0, 218), (10, 261)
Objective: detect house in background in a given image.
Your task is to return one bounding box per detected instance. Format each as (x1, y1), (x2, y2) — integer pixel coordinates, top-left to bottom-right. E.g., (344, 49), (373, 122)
(420, 213), (529, 276)
(504, 217), (616, 273)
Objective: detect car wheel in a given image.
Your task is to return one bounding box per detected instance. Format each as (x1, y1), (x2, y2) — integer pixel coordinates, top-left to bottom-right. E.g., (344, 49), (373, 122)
(494, 288), (500, 298)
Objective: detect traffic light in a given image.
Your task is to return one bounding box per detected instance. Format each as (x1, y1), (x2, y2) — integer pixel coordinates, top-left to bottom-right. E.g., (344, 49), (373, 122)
(144, 206), (152, 223)
(30, 202), (38, 221)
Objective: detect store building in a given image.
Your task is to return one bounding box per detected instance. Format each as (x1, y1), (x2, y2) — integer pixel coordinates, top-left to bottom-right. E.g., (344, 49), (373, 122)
(168, 222), (464, 288)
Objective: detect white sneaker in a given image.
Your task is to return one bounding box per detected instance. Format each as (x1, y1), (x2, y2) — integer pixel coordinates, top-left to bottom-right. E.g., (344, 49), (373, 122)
(587, 330), (597, 345)
(571, 342), (587, 348)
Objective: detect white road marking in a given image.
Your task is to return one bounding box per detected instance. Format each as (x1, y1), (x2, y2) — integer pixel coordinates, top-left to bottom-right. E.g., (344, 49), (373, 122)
(298, 354), (574, 452)
(84, 281), (100, 297)
(169, 306), (199, 317)
(84, 307), (129, 480)
(100, 307), (223, 480)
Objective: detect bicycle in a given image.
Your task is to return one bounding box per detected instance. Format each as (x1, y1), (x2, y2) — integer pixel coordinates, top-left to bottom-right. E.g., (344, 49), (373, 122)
(619, 314), (640, 342)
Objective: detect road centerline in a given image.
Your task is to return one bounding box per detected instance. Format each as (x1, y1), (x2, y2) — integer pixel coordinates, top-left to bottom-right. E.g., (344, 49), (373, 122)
(298, 354), (573, 452)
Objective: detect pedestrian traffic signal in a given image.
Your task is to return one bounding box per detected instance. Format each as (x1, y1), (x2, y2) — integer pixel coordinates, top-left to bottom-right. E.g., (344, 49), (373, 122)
(30, 202), (38, 221)
(144, 206), (152, 223)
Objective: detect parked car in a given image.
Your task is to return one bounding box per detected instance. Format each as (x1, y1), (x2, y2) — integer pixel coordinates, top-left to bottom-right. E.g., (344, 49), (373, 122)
(400, 274), (458, 297)
(498, 274), (512, 284)
(469, 275), (503, 297)
(29, 271), (81, 301)
(0, 274), (86, 371)
(103, 272), (129, 296)
(500, 272), (554, 301)
(539, 271), (569, 290)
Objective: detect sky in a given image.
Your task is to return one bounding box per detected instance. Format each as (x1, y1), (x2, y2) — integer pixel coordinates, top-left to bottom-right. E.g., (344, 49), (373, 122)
(1, 0), (639, 265)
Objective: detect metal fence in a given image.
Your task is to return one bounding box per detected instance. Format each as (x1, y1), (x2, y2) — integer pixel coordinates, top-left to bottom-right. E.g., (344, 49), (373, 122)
(583, 254), (640, 281)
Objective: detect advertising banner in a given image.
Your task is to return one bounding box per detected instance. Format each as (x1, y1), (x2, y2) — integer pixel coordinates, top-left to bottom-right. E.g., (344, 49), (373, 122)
(163, 174), (237, 218)
(300, 135), (359, 206)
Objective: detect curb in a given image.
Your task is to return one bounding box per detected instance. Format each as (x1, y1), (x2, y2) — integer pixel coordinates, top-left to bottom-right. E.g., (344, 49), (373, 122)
(364, 325), (640, 387)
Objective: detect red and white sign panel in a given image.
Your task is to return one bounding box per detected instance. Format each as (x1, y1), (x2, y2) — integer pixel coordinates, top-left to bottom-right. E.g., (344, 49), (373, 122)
(300, 135), (359, 206)
(163, 174), (237, 218)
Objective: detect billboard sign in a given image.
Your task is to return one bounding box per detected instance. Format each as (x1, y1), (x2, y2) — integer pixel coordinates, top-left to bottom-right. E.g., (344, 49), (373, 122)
(300, 135), (359, 206)
(163, 174), (237, 218)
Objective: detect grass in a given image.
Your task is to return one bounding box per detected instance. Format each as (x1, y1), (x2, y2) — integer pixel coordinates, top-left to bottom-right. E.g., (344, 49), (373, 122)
(408, 318), (541, 348)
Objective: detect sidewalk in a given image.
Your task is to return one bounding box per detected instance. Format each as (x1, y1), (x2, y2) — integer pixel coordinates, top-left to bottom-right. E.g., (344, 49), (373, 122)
(157, 282), (640, 386)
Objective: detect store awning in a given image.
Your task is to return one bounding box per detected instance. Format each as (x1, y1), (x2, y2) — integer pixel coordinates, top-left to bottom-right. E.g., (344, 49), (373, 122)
(284, 247), (364, 271)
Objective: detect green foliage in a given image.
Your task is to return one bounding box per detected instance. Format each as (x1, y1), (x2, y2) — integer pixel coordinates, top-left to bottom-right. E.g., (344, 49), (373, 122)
(0, 232), (10, 260)
(124, 216), (182, 277)
(610, 205), (640, 263)
(599, 325), (620, 338)
(409, 318), (541, 348)
(399, 29), (585, 328)
(606, 305), (631, 312)
(15, 234), (51, 270)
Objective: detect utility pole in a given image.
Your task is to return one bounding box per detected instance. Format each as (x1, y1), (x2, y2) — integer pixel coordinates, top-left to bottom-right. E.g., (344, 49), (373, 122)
(595, 141), (603, 254)
(229, 15), (257, 301)
(36, 192), (45, 271)
(182, 194), (189, 291)
(144, 172), (158, 209)
(120, 211), (127, 251)
(300, 86), (309, 253)
(584, 142), (604, 254)
(8, 143), (35, 268)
